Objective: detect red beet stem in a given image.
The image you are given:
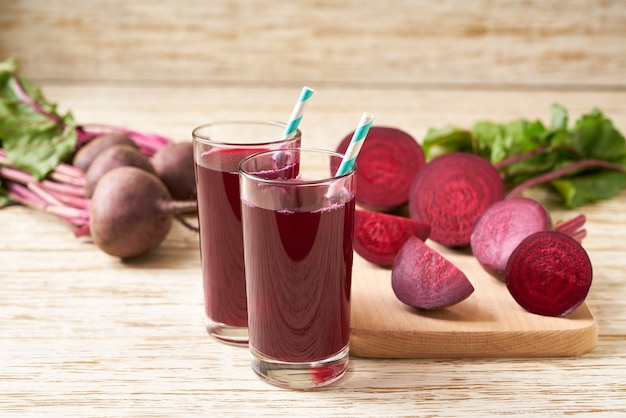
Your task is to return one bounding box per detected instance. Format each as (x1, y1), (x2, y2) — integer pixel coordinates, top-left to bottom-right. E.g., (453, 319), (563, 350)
(157, 199), (198, 216)
(40, 180), (86, 198)
(507, 159), (625, 198)
(78, 124), (172, 156)
(2, 147), (89, 234)
(493, 145), (551, 169)
(554, 214), (587, 243)
(48, 171), (86, 187)
(6, 181), (89, 221)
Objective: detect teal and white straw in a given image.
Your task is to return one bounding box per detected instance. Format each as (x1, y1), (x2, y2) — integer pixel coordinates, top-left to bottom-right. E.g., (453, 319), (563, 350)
(335, 112), (374, 176)
(282, 86), (315, 139)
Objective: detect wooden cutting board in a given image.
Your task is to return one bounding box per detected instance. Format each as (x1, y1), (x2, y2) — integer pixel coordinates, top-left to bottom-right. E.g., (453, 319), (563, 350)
(349, 241), (598, 359)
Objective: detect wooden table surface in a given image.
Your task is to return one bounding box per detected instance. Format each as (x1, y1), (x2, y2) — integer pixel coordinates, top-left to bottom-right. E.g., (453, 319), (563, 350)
(2, 1), (626, 416)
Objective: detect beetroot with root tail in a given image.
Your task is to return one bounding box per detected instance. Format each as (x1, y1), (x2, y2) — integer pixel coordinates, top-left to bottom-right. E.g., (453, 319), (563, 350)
(332, 126), (425, 212)
(89, 166), (197, 259)
(470, 197), (551, 278)
(392, 236), (475, 310)
(72, 132), (136, 171)
(505, 230), (593, 317)
(151, 142), (196, 200)
(409, 152), (504, 247)
(84, 144), (156, 197)
(354, 209), (431, 267)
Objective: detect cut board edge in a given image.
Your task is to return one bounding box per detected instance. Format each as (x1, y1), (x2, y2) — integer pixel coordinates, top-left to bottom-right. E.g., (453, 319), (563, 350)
(349, 303), (598, 359)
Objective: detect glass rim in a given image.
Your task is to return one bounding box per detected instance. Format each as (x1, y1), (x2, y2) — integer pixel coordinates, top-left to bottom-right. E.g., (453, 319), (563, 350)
(191, 120), (301, 147)
(238, 147), (356, 186)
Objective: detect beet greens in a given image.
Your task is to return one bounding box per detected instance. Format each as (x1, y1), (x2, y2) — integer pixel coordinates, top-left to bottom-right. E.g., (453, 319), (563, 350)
(0, 57), (171, 186)
(422, 103), (626, 208)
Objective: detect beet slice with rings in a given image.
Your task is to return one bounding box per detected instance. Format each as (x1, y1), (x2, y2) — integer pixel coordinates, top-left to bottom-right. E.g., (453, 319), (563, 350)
(470, 197), (552, 278)
(354, 209), (431, 267)
(333, 126), (425, 212)
(392, 236), (475, 310)
(409, 152), (504, 247)
(505, 230), (593, 317)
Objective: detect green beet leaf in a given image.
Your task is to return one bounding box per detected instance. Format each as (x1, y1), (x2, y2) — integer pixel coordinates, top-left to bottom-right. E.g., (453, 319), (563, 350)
(551, 169), (626, 209)
(555, 108), (626, 161)
(0, 57), (77, 180)
(421, 103), (626, 208)
(550, 102), (569, 131)
(422, 127), (474, 160)
(473, 118), (549, 163)
(0, 186), (10, 207)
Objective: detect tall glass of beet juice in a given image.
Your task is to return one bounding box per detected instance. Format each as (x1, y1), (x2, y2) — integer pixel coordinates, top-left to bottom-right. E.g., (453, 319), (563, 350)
(239, 148), (356, 389)
(192, 121), (301, 345)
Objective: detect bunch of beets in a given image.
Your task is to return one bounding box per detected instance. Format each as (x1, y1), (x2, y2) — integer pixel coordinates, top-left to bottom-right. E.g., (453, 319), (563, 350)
(0, 59), (198, 259)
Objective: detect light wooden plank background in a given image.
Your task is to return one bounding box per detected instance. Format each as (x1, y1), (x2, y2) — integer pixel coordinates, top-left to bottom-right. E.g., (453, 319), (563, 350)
(1, 0), (625, 87)
(2, 1), (626, 416)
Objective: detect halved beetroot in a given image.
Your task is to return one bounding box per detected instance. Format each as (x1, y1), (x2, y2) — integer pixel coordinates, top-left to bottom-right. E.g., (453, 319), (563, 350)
(505, 230), (593, 317)
(409, 152), (504, 247)
(471, 197), (551, 278)
(333, 126), (425, 212)
(354, 209), (431, 266)
(392, 236), (475, 310)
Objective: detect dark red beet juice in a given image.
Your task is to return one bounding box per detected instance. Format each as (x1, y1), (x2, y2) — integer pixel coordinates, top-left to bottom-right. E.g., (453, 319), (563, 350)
(242, 198), (355, 362)
(195, 148), (266, 328)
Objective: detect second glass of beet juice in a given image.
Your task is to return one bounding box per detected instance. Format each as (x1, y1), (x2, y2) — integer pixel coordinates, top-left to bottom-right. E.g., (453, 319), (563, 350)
(239, 148), (356, 389)
(192, 121), (301, 345)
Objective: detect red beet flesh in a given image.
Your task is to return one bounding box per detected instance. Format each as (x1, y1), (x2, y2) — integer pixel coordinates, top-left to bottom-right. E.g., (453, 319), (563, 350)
(471, 197), (551, 276)
(354, 209), (431, 266)
(409, 152), (504, 247)
(505, 231), (593, 317)
(392, 236), (475, 310)
(333, 126), (425, 211)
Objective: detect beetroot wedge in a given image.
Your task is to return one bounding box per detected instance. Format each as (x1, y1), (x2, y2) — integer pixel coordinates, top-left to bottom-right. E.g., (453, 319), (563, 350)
(392, 236), (474, 310)
(409, 152), (504, 247)
(505, 231), (593, 317)
(333, 126), (425, 212)
(354, 209), (431, 267)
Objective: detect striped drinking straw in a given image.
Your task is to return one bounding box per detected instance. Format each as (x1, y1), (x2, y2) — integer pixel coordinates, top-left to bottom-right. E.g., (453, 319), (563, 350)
(282, 86), (315, 139)
(334, 112), (374, 176)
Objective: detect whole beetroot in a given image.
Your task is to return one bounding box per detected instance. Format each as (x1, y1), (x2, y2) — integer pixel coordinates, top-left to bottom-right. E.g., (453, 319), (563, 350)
(84, 144), (156, 197)
(72, 132), (136, 171)
(89, 166), (197, 259)
(151, 141), (196, 200)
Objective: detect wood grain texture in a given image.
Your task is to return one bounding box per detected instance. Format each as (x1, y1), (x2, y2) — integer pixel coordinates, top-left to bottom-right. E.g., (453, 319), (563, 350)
(1, 84), (626, 416)
(2, 1), (626, 412)
(1, 0), (625, 87)
(350, 240), (597, 358)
